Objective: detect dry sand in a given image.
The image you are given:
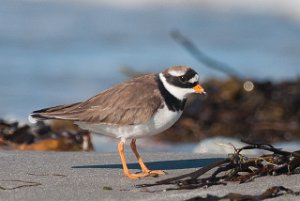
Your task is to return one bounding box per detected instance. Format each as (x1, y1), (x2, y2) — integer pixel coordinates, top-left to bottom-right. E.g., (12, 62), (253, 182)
(0, 151), (299, 201)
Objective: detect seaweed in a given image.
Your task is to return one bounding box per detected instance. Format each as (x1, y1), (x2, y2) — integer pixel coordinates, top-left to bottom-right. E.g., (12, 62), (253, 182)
(137, 142), (300, 193)
(185, 186), (300, 201)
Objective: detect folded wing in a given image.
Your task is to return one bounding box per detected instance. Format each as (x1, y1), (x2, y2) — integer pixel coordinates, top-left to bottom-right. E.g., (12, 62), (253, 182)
(30, 74), (163, 125)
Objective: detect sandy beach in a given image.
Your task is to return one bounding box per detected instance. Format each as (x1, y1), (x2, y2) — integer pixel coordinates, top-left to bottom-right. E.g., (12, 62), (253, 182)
(0, 151), (299, 201)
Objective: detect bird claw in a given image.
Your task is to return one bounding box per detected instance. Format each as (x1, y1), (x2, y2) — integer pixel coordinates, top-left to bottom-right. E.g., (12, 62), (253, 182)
(147, 170), (166, 177)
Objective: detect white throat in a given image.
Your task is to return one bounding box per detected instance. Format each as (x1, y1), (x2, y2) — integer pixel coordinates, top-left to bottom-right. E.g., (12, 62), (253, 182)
(159, 73), (194, 101)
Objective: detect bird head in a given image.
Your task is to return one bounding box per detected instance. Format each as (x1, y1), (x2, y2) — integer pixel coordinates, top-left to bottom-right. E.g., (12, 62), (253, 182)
(159, 66), (206, 100)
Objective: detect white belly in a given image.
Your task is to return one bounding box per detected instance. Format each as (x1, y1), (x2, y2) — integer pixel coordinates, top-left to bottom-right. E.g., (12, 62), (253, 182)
(75, 105), (182, 141)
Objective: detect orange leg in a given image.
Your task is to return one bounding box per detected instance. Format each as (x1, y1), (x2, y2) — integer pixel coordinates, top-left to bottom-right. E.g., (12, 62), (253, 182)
(130, 139), (165, 176)
(118, 141), (150, 179)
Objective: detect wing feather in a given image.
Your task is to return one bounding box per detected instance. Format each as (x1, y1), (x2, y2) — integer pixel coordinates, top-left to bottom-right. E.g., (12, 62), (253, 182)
(31, 74), (163, 125)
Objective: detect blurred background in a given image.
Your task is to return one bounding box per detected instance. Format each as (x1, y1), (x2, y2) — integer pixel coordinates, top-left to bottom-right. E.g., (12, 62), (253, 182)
(0, 0), (300, 153)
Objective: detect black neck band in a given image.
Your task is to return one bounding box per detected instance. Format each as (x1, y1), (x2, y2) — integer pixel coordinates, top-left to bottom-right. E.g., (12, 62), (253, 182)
(156, 75), (186, 112)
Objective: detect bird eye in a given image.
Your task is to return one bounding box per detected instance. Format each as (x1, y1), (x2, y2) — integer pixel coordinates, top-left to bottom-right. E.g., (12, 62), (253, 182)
(179, 76), (186, 82)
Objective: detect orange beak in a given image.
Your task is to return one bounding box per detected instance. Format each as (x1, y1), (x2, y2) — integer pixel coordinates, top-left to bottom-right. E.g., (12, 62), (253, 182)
(193, 84), (206, 94)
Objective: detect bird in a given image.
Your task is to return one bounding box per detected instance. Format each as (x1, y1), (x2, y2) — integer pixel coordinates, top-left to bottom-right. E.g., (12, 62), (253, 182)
(30, 65), (206, 179)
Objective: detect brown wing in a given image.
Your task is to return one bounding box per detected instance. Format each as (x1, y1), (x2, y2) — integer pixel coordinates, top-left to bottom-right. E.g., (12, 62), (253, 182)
(31, 74), (163, 125)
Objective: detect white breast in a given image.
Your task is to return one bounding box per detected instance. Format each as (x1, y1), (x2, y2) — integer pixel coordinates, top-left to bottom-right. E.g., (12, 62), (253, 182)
(150, 104), (183, 134)
(75, 105), (182, 142)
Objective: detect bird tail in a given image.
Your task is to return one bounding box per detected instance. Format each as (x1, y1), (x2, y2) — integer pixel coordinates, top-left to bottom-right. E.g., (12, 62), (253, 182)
(29, 102), (82, 123)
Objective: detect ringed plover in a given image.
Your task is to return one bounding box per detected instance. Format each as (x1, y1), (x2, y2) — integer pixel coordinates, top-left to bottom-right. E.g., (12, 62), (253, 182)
(30, 65), (206, 179)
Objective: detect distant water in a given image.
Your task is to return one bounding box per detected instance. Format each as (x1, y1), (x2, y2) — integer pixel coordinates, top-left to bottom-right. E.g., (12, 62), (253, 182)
(1, 1), (300, 120)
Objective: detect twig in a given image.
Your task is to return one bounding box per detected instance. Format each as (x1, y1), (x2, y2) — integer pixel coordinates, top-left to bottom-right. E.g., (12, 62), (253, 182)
(171, 30), (242, 78)
(137, 158), (230, 188)
(0, 180), (41, 190)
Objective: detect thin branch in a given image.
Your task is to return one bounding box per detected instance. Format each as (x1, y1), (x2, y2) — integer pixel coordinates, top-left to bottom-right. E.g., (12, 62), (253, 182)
(0, 180), (41, 190)
(171, 30), (242, 78)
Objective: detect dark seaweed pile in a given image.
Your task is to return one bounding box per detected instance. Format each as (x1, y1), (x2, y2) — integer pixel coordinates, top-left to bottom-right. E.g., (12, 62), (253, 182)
(137, 141), (300, 200)
(155, 77), (300, 144)
(0, 119), (93, 151)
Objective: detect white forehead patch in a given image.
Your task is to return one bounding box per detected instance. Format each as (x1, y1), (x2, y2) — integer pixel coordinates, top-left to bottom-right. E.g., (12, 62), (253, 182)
(188, 74), (199, 83)
(168, 69), (186, 77)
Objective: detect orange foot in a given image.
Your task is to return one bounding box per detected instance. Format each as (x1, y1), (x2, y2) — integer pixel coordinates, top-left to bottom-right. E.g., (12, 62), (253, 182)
(125, 170), (166, 179)
(144, 170), (166, 177)
(125, 172), (152, 179)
